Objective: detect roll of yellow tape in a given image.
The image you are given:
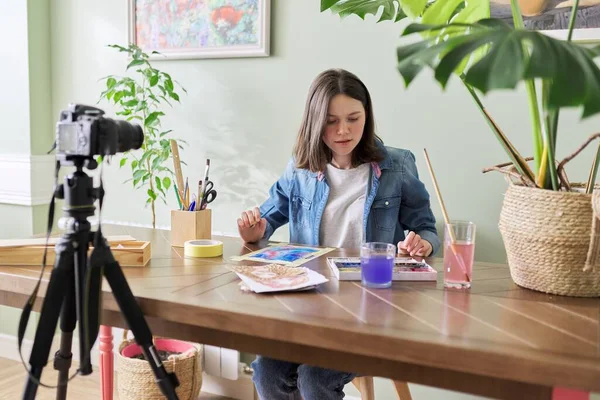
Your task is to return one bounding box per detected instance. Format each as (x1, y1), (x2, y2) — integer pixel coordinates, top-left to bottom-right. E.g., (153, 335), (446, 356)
(184, 239), (223, 258)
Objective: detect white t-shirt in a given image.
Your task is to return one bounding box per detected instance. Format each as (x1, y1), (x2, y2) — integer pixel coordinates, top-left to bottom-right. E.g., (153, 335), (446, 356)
(319, 163), (370, 249)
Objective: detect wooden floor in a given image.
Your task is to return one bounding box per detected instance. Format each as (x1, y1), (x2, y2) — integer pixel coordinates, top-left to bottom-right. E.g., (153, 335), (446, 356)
(0, 357), (231, 400)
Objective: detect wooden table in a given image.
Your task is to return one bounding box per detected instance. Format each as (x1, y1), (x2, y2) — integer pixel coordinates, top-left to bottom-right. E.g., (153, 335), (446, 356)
(1, 225), (599, 400)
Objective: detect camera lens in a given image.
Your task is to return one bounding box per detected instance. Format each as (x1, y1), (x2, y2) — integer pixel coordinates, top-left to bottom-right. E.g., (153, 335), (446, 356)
(114, 120), (144, 152)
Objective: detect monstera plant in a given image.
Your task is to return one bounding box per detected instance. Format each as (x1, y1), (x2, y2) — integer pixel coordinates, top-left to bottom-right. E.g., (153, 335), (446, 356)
(322, 0), (600, 192)
(323, 0), (600, 298)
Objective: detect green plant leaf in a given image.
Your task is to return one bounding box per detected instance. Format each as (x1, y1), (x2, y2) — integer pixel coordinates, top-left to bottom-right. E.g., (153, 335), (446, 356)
(131, 160), (139, 170)
(163, 176), (172, 190)
(127, 59), (145, 70)
(397, 20), (600, 117)
(165, 79), (174, 92)
(465, 34), (525, 92)
(155, 176), (162, 191)
(123, 99), (138, 107)
(108, 44), (129, 52)
(151, 155), (162, 171)
(145, 111), (164, 127)
(150, 74), (159, 87)
(106, 77), (117, 89)
(113, 91), (125, 103)
(147, 188), (157, 201)
(322, 0), (406, 22)
(133, 169), (146, 181)
(120, 158), (127, 168)
(159, 130), (173, 137)
(169, 92), (180, 102)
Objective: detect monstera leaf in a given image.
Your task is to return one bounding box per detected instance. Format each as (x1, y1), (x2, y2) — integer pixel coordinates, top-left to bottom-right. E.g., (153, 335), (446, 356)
(397, 19), (600, 118)
(321, 0), (489, 73)
(321, 0), (489, 25)
(321, 0), (407, 22)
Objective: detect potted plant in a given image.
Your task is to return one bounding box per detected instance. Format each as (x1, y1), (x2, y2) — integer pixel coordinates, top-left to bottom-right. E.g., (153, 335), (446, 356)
(322, 0), (600, 297)
(98, 44), (187, 228)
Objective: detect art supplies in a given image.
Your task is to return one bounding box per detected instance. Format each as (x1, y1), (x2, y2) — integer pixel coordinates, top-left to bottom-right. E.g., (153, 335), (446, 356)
(171, 157), (217, 212)
(198, 159), (211, 209)
(228, 264), (329, 293)
(170, 139), (186, 208)
(327, 257), (437, 281)
(230, 244), (334, 267)
(199, 180), (217, 210)
(423, 148), (471, 284)
(184, 239), (223, 258)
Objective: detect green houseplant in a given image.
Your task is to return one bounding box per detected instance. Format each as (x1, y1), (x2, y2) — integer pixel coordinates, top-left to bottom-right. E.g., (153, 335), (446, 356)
(99, 44), (187, 228)
(322, 0), (600, 296)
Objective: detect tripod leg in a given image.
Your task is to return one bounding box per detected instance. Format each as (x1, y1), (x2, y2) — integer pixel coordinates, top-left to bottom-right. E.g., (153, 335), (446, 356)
(54, 281), (76, 400)
(23, 240), (74, 400)
(101, 258), (180, 400)
(74, 230), (93, 376)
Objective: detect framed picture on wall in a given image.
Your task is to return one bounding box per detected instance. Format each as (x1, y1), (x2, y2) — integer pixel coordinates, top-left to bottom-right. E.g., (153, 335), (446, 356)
(128, 0), (271, 60)
(491, 0), (600, 42)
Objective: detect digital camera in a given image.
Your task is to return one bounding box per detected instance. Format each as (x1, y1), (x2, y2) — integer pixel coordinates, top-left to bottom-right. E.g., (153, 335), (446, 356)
(55, 104), (143, 165)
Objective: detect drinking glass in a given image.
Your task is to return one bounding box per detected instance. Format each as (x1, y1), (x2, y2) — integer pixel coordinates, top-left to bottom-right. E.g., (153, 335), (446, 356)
(443, 221), (476, 289)
(361, 242), (396, 288)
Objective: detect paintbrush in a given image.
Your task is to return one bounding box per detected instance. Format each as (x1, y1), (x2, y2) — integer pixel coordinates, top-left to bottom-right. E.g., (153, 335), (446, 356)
(423, 148), (471, 283)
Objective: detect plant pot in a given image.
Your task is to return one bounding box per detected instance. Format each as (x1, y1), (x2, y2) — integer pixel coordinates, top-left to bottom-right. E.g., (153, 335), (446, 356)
(117, 332), (203, 400)
(498, 183), (600, 297)
(518, 0), (549, 16)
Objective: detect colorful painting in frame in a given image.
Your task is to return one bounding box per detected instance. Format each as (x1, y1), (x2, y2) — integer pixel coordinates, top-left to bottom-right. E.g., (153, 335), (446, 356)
(491, 0), (600, 42)
(128, 0), (270, 60)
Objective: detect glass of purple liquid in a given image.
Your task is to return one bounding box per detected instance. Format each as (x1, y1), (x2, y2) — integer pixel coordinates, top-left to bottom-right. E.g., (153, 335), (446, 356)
(361, 242), (396, 289)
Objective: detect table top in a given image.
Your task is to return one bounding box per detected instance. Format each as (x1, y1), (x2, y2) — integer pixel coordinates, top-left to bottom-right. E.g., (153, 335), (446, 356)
(1, 225), (599, 395)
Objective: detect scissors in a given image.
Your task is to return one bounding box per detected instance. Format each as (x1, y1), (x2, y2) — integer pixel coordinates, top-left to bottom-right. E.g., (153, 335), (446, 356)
(199, 180), (217, 210)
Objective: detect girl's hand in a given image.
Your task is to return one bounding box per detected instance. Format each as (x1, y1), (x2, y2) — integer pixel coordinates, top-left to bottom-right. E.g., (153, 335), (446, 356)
(237, 207), (267, 243)
(398, 232), (432, 257)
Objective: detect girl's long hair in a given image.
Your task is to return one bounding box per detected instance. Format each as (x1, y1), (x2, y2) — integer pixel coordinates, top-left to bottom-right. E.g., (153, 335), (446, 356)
(293, 69), (384, 172)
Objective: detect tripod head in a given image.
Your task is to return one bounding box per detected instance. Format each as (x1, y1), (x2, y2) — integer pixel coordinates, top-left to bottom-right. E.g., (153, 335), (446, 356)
(55, 157), (102, 228)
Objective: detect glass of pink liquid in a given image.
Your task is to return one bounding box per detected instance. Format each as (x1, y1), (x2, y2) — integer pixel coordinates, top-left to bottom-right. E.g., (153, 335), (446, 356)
(443, 221), (476, 289)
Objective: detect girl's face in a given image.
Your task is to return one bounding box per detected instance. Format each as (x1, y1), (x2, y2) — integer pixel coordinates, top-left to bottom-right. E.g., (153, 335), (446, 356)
(322, 94), (366, 165)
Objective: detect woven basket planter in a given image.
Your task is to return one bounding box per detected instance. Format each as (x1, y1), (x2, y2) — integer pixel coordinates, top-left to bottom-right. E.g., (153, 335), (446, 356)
(117, 331), (203, 400)
(498, 183), (600, 297)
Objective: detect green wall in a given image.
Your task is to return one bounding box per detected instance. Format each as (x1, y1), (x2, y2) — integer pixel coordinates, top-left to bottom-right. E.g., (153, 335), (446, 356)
(2, 1), (600, 399)
(48, 0), (599, 264)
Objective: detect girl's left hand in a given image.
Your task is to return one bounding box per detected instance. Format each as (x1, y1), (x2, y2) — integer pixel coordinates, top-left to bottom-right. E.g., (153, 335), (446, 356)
(398, 232), (432, 257)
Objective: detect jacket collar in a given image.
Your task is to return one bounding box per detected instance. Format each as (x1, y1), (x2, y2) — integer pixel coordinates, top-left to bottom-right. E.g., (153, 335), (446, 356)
(316, 139), (390, 181)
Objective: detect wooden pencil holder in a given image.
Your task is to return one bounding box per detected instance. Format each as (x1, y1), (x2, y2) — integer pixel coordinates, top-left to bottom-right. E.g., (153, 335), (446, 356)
(170, 209), (212, 247)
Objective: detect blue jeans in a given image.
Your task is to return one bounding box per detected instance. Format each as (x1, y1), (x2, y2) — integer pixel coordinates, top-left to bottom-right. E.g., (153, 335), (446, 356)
(251, 356), (356, 400)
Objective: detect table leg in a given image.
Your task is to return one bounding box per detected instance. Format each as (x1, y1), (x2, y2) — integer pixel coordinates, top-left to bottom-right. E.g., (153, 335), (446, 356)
(553, 387), (589, 400)
(99, 325), (114, 400)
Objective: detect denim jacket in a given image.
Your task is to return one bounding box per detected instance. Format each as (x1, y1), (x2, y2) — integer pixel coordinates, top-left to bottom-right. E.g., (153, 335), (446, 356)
(259, 141), (441, 255)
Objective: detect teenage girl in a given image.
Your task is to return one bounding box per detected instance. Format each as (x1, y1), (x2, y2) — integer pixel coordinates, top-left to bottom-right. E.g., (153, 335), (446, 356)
(237, 68), (440, 400)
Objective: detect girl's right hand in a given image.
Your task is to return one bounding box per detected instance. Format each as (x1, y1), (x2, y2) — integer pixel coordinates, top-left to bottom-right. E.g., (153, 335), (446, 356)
(237, 207), (267, 243)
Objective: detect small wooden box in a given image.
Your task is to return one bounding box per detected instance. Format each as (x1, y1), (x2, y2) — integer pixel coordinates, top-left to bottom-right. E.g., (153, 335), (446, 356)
(170, 209), (212, 247)
(0, 239), (151, 267)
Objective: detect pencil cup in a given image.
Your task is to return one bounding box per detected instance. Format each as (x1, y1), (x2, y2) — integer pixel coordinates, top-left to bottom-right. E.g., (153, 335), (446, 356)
(443, 221), (476, 289)
(170, 209), (212, 247)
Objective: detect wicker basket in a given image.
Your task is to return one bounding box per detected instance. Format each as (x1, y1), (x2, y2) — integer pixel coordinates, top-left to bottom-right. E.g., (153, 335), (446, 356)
(498, 182), (600, 297)
(117, 330), (203, 400)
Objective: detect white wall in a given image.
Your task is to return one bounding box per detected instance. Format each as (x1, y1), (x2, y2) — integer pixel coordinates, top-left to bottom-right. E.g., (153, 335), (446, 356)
(1, 0), (31, 154)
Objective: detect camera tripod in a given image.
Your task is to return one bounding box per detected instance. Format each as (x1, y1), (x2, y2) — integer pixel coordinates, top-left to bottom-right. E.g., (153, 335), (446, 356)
(22, 158), (180, 400)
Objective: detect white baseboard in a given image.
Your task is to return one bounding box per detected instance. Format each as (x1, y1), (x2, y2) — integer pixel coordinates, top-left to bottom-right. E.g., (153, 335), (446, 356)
(0, 154), (55, 206)
(0, 330), (112, 368)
